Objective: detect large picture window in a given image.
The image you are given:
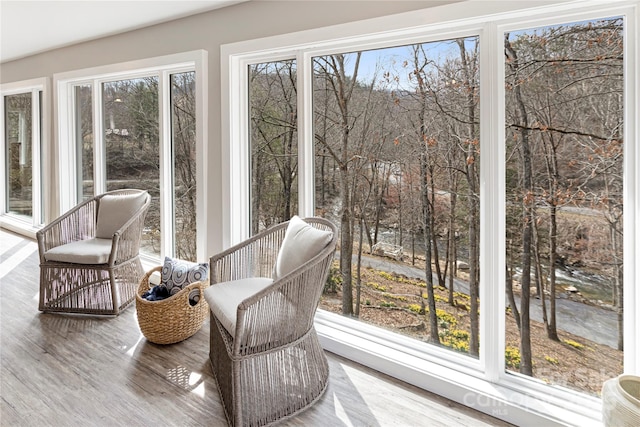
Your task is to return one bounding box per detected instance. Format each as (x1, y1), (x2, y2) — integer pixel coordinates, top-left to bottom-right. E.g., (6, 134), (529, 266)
(56, 52), (207, 262)
(309, 38), (481, 359)
(249, 60), (299, 234)
(227, 2), (638, 425)
(171, 71), (198, 261)
(1, 79), (46, 231)
(503, 17), (624, 394)
(101, 77), (161, 256)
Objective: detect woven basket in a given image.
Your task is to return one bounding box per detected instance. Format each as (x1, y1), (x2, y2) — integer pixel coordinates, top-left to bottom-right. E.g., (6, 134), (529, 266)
(136, 266), (209, 345)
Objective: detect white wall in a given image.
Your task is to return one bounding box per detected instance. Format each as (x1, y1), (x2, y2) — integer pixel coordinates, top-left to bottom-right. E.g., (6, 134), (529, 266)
(0, 0), (459, 254)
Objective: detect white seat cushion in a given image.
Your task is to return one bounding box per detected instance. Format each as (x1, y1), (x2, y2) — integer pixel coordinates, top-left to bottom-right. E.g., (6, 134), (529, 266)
(273, 216), (333, 280)
(44, 238), (113, 264)
(96, 192), (147, 239)
(204, 277), (273, 336)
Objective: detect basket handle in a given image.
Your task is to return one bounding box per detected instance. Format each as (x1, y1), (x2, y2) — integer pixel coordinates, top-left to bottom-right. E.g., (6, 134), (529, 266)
(185, 280), (209, 307)
(138, 266), (163, 296)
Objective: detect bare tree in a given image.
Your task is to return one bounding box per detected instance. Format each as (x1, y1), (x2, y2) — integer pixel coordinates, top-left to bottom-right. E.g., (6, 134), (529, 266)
(456, 38), (480, 356)
(314, 52), (378, 316)
(249, 61), (298, 232)
(505, 34), (534, 375)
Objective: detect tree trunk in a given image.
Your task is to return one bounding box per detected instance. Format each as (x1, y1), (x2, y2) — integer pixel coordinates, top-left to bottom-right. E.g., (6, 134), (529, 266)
(457, 38), (479, 357)
(506, 35), (533, 376)
(421, 152), (439, 343)
(447, 168), (458, 305)
(547, 203), (559, 341)
(506, 253), (521, 332)
(339, 164), (354, 315)
(610, 216), (623, 351)
(539, 120), (560, 341)
(532, 217), (549, 331)
(430, 167), (445, 288)
(355, 216), (364, 317)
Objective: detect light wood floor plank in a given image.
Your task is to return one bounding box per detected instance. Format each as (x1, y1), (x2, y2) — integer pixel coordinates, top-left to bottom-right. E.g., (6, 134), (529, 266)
(0, 230), (511, 426)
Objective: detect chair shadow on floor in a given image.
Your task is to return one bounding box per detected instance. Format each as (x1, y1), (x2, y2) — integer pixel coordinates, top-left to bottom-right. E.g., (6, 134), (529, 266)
(128, 331), (381, 426)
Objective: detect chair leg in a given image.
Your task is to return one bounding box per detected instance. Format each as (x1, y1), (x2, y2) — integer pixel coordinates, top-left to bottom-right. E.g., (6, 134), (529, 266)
(38, 258), (140, 316)
(209, 314), (236, 425)
(209, 320), (329, 426)
(111, 257), (142, 315)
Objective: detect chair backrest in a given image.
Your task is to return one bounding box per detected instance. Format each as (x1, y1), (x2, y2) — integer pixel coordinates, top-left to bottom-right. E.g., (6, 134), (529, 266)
(273, 215), (336, 280)
(231, 217), (338, 351)
(95, 189), (149, 238)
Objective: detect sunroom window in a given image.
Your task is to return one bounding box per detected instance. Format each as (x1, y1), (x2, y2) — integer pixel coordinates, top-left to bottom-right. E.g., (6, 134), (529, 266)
(101, 77), (161, 256)
(249, 59), (299, 233)
(229, 1), (637, 424)
(1, 80), (45, 231)
(310, 37), (481, 359)
(56, 53), (205, 262)
(503, 16), (624, 395)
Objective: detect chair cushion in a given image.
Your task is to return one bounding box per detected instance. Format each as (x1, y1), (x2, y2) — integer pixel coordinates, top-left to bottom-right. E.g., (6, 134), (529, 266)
(204, 277), (273, 336)
(273, 216), (333, 280)
(96, 192), (147, 239)
(161, 256), (209, 296)
(43, 238), (113, 264)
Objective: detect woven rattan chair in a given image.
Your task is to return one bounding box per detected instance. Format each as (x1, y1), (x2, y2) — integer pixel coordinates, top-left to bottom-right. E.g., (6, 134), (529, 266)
(37, 189), (150, 316)
(205, 216), (338, 426)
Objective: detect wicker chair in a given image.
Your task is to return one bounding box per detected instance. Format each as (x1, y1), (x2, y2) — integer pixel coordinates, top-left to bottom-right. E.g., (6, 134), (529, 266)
(205, 216), (338, 426)
(37, 189), (150, 316)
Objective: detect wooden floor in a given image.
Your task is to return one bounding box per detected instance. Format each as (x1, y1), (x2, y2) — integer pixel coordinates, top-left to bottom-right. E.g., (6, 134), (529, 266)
(0, 229), (511, 427)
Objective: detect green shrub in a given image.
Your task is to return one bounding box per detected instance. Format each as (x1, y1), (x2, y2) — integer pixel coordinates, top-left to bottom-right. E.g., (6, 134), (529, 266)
(367, 281), (387, 292)
(324, 263), (341, 294)
(377, 271), (395, 281)
(563, 339), (585, 350)
(436, 309), (457, 328)
(544, 356), (559, 365)
(505, 346), (521, 369)
(408, 304), (422, 314)
(440, 329), (470, 353)
(382, 292), (407, 302)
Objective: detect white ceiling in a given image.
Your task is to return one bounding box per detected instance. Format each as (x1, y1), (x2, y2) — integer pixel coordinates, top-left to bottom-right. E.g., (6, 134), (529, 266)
(0, 0), (247, 63)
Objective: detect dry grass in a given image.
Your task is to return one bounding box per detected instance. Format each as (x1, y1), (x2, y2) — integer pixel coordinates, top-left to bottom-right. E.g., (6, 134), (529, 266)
(319, 262), (622, 396)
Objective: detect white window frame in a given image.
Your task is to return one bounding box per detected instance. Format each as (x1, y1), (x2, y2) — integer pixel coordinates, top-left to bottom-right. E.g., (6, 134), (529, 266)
(222, 1), (638, 425)
(0, 77), (50, 238)
(54, 51), (208, 262)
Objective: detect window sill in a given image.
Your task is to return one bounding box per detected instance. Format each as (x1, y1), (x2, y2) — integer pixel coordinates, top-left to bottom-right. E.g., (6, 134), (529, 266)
(0, 215), (40, 240)
(314, 310), (602, 427)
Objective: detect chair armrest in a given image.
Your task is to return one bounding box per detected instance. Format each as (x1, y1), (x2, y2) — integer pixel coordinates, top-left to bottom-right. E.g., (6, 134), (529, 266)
(210, 222), (288, 284)
(232, 243), (336, 355)
(108, 198), (150, 265)
(36, 198), (98, 262)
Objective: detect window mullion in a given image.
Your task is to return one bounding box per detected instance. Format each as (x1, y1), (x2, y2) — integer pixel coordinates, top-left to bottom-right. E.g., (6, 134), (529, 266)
(623, 4), (639, 374)
(298, 51), (314, 217)
(0, 95), (5, 216)
(56, 82), (76, 213)
(225, 54), (250, 246)
(159, 70), (173, 260)
(479, 22), (505, 383)
(31, 89), (42, 226)
(93, 82), (106, 196)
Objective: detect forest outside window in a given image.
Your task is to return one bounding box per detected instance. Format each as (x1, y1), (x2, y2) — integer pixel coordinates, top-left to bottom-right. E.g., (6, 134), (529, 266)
(231, 2), (638, 423)
(1, 79), (46, 230)
(503, 16), (624, 395)
(56, 53), (205, 263)
(310, 37), (481, 360)
(250, 40), (481, 361)
(71, 74), (195, 260)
